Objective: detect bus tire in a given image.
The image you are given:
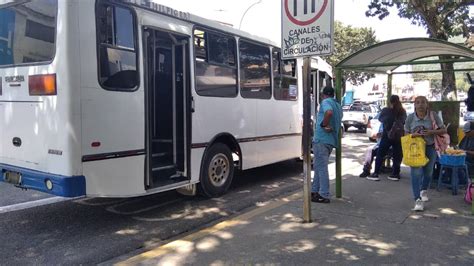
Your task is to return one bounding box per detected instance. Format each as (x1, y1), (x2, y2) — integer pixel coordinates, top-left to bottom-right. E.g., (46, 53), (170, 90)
(198, 143), (234, 197)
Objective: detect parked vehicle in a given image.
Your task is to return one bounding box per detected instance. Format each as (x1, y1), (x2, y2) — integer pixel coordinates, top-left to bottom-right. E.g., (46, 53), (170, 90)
(402, 102), (414, 115)
(464, 111), (474, 121)
(0, 0), (312, 198)
(342, 102), (380, 132)
(367, 103), (414, 142)
(366, 113), (381, 142)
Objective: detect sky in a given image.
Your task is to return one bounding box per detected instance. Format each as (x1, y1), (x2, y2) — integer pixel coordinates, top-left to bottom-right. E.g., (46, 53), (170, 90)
(154, 0), (430, 44)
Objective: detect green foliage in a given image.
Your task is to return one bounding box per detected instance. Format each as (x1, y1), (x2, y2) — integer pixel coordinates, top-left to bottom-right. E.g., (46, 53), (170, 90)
(366, 0), (473, 99)
(366, 0), (472, 40)
(411, 59), (474, 98)
(457, 78), (469, 91)
(323, 21), (378, 86)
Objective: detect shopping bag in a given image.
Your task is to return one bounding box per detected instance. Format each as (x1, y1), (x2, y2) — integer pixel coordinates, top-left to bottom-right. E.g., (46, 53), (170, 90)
(465, 180), (473, 204)
(430, 111), (450, 155)
(401, 134), (429, 167)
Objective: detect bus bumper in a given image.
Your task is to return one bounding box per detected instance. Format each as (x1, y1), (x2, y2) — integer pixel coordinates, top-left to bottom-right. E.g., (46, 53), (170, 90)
(0, 164), (85, 197)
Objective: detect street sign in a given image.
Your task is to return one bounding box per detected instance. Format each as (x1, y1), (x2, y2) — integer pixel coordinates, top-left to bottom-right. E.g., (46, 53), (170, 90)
(281, 0), (334, 58)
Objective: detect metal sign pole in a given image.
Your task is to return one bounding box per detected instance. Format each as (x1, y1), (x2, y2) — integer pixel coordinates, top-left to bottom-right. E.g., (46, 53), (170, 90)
(302, 57), (312, 223)
(282, 0), (334, 222)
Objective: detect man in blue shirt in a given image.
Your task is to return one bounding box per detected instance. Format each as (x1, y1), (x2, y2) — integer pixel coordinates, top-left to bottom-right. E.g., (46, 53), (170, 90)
(311, 86), (343, 203)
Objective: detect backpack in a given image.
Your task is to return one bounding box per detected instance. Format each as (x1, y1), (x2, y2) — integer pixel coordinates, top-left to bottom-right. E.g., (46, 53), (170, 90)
(465, 180), (473, 204)
(430, 111), (450, 154)
(388, 118), (404, 140)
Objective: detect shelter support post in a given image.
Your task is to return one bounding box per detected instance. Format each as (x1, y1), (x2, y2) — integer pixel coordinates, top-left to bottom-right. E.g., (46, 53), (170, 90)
(302, 57), (312, 223)
(335, 68), (342, 198)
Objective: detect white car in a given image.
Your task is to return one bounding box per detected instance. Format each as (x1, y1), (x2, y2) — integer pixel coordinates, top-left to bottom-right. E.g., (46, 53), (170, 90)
(342, 103), (380, 132)
(402, 102), (414, 115)
(367, 104), (413, 142)
(366, 113), (381, 142)
(464, 111), (474, 121)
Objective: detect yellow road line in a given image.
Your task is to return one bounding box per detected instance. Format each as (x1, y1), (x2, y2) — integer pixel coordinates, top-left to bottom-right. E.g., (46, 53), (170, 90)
(116, 192), (302, 265)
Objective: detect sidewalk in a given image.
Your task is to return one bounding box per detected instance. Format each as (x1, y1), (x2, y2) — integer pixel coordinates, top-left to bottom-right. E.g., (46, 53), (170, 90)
(112, 166), (474, 265)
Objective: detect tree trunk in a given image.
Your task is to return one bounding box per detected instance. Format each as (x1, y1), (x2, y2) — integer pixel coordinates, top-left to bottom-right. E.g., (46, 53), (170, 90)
(439, 56), (456, 100)
(410, 2), (457, 101)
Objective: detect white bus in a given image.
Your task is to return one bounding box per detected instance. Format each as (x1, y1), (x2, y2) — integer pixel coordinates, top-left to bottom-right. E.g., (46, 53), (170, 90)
(309, 56), (333, 118)
(0, 0), (305, 198)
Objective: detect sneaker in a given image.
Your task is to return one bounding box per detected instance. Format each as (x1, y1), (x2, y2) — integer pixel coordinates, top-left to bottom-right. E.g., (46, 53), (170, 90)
(387, 174), (400, 181)
(359, 171), (370, 178)
(420, 190), (429, 202)
(366, 173), (380, 181)
(412, 199), (424, 211)
(311, 192), (320, 202)
(313, 196), (330, 203)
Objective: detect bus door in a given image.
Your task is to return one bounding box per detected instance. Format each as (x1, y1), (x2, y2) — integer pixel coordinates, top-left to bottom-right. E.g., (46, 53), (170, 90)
(144, 28), (190, 189)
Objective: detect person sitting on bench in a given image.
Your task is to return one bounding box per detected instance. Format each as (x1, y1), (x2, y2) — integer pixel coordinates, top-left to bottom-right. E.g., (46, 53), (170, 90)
(359, 124), (393, 177)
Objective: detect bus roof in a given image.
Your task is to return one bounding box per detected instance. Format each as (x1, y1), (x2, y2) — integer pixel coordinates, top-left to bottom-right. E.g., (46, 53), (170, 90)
(311, 57), (333, 77)
(122, 0), (279, 47)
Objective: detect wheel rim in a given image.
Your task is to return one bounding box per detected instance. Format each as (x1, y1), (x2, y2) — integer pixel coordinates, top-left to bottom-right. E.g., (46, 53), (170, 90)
(208, 153), (230, 187)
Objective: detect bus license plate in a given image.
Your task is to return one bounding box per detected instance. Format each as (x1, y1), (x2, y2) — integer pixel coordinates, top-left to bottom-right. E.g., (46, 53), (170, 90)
(4, 171), (22, 185)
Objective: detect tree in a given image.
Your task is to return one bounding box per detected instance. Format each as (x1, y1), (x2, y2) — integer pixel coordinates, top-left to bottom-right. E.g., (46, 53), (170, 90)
(366, 0), (473, 100)
(323, 21), (378, 88)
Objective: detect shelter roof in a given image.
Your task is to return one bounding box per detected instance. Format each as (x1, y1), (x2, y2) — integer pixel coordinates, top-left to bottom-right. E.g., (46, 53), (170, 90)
(336, 38), (474, 73)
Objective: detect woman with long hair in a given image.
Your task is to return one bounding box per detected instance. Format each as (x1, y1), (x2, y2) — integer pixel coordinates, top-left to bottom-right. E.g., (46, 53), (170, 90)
(404, 96), (447, 211)
(367, 95), (406, 181)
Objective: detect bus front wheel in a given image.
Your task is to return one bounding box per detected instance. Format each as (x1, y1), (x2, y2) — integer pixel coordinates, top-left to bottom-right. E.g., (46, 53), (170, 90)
(199, 143), (234, 197)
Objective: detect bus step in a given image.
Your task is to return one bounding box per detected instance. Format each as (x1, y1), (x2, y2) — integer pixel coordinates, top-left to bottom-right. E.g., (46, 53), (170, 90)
(170, 171), (184, 179)
(152, 139), (172, 143)
(152, 152), (168, 158)
(152, 164), (175, 171)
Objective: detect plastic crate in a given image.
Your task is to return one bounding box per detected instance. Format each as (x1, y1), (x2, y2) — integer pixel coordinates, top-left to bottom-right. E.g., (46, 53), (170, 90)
(439, 154), (466, 166)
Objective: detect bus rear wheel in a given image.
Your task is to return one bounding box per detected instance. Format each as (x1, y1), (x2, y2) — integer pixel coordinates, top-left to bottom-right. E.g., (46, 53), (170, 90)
(199, 143), (234, 197)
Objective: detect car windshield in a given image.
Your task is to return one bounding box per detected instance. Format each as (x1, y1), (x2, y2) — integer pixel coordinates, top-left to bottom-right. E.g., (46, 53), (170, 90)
(349, 104), (370, 112)
(402, 103), (414, 114)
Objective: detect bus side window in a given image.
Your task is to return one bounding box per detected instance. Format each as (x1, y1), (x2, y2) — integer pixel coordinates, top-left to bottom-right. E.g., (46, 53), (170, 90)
(208, 32), (235, 66)
(272, 50), (280, 77)
(272, 48), (297, 101)
(239, 40), (271, 100)
(282, 59), (296, 77)
(193, 28), (237, 97)
(97, 2), (138, 91)
(194, 29), (207, 60)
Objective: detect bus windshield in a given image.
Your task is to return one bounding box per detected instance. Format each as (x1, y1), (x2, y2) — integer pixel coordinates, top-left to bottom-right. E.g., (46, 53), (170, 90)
(0, 0), (57, 66)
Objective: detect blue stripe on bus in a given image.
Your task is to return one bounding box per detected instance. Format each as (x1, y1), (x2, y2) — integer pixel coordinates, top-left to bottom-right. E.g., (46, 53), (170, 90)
(0, 164), (85, 197)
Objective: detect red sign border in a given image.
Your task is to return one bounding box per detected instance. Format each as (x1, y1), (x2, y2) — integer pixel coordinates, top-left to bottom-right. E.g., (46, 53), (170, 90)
(284, 0), (328, 26)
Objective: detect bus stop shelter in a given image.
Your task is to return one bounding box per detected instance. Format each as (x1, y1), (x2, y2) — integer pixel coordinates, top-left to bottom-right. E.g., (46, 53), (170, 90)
(333, 37), (474, 198)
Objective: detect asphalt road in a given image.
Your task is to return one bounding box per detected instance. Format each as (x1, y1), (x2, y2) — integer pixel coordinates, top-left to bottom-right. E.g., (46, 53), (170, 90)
(0, 181), (52, 207)
(0, 131), (370, 265)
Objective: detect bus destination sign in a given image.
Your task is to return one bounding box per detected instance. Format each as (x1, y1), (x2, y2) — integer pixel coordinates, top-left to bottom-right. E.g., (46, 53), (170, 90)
(124, 0), (191, 20)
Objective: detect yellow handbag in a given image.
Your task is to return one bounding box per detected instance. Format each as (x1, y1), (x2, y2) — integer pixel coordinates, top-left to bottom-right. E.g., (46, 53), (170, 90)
(401, 134), (429, 167)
